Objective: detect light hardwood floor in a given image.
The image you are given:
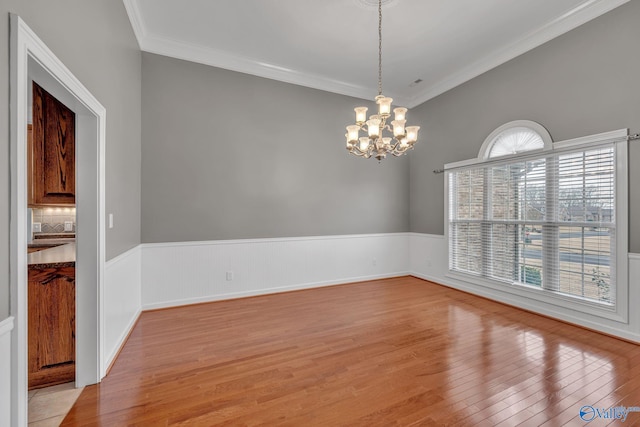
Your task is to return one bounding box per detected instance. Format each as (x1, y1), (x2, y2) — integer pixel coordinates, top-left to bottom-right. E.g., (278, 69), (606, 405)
(62, 277), (640, 426)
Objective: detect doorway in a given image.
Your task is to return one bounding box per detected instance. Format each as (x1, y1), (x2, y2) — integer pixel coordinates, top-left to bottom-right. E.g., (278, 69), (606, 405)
(28, 80), (77, 390)
(10, 14), (106, 427)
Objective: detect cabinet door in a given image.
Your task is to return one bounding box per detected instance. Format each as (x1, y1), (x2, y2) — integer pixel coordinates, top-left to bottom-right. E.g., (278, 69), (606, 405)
(31, 82), (76, 206)
(28, 267), (76, 389)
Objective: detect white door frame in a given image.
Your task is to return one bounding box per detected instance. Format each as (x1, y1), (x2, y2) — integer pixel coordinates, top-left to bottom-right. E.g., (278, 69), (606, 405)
(9, 14), (106, 427)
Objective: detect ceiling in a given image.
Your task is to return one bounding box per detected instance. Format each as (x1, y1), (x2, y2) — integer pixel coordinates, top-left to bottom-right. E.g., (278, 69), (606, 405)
(123, 0), (628, 108)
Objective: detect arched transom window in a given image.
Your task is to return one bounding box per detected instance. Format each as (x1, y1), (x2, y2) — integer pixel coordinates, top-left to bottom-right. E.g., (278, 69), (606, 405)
(478, 120), (552, 159)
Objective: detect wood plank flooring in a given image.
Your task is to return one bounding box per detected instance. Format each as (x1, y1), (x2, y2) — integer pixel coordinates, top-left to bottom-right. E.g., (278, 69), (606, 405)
(61, 277), (640, 426)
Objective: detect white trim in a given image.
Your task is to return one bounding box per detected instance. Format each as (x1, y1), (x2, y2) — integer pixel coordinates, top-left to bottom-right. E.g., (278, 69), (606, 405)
(9, 15), (29, 426)
(478, 120), (553, 160)
(142, 34), (387, 105)
(143, 272), (408, 311)
(629, 253), (640, 261)
(105, 244), (141, 265)
(122, 0), (145, 49)
(614, 136), (629, 324)
(142, 232), (410, 248)
(405, 0), (630, 107)
(9, 15), (106, 427)
(103, 245), (142, 373)
(445, 128), (628, 171)
(0, 317), (12, 427)
(121, 0), (627, 108)
(408, 232), (445, 240)
(444, 270), (625, 322)
(553, 128), (629, 149)
(0, 317), (14, 338)
(104, 307), (141, 372)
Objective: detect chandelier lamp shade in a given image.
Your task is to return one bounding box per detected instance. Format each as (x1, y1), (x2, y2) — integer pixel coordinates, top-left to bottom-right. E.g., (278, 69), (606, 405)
(345, 0), (420, 161)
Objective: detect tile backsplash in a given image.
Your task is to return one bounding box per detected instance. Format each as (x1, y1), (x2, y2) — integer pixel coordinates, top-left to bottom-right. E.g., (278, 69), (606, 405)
(32, 207), (76, 234)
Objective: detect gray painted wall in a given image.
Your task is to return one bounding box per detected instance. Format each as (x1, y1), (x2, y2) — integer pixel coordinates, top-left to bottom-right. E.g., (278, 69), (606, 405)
(0, 1), (142, 319)
(409, 1), (640, 253)
(3, 2), (637, 322)
(141, 53), (409, 243)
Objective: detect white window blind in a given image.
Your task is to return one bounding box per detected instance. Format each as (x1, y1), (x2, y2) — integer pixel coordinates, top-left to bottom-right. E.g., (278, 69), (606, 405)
(448, 143), (616, 306)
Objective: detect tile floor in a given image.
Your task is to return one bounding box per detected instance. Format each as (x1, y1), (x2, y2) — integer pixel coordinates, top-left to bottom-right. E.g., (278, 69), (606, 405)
(28, 382), (84, 427)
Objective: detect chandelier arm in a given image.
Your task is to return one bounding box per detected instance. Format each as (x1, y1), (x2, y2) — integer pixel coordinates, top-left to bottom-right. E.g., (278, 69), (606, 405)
(391, 145), (413, 156)
(349, 145), (372, 157)
(388, 141), (408, 155)
(356, 148), (372, 159)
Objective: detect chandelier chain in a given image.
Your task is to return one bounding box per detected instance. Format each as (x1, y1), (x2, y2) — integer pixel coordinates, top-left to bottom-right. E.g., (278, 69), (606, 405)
(378, 0), (382, 96)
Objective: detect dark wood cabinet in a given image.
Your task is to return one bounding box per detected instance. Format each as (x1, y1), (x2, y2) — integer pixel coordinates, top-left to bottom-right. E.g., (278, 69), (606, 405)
(28, 266), (76, 389)
(30, 81), (76, 206)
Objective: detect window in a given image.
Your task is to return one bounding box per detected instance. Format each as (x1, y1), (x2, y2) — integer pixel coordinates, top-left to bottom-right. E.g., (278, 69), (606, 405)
(486, 127), (545, 158)
(447, 122), (628, 318)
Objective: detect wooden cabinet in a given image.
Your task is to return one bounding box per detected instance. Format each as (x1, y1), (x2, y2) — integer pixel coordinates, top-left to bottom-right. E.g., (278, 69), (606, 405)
(29, 81), (76, 206)
(28, 266), (75, 389)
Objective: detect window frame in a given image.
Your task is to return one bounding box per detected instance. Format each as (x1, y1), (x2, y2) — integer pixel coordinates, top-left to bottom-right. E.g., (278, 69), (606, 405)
(478, 120), (553, 160)
(444, 128), (629, 323)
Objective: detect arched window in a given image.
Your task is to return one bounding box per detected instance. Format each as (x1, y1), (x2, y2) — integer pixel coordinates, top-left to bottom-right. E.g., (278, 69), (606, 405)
(478, 120), (552, 159)
(446, 120), (628, 317)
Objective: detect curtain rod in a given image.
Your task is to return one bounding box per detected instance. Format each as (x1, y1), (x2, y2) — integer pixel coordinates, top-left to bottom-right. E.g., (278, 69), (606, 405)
(431, 133), (640, 174)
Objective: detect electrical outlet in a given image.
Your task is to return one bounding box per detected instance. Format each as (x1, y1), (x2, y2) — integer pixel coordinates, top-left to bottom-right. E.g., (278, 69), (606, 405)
(33, 222), (41, 232)
(226, 271), (234, 281)
(64, 221), (73, 231)
(108, 213), (114, 229)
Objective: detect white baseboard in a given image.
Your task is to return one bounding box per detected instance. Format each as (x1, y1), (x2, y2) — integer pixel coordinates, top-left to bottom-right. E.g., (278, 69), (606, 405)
(143, 272), (408, 310)
(410, 233), (640, 343)
(0, 317), (14, 427)
(103, 246), (142, 375)
(141, 233), (410, 310)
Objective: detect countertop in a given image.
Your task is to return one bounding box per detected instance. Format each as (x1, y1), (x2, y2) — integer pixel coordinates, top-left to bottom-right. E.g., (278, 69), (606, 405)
(33, 233), (76, 239)
(28, 238), (76, 247)
(28, 242), (76, 268)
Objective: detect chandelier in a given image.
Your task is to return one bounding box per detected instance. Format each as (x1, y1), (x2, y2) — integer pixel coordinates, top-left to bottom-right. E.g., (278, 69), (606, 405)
(346, 0), (420, 161)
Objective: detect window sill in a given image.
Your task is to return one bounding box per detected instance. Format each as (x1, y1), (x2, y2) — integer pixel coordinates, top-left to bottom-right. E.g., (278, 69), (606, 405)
(445, 270), (627, 323)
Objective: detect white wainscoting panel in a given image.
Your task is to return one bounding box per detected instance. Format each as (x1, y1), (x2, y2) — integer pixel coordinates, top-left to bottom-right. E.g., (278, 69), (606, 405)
(0, 316), (14, 427)
(103, 246), (142, 375)
(409, 233), (447, 282)
(410, 233), (640, 343)
(142, 233), (410, 310)
(629, 253), (640, 337)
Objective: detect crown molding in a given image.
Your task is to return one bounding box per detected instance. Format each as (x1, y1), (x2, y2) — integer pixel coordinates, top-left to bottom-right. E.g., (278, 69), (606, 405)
(140, 33), (396, 103)
(123, 0), (628, 109)
(122, 0), (146, 49)
(405, 0), (630, 108)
